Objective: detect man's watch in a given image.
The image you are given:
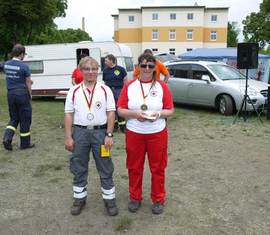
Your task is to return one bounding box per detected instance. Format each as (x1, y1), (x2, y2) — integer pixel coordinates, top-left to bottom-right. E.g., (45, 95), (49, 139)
(106, 132), (113, 137)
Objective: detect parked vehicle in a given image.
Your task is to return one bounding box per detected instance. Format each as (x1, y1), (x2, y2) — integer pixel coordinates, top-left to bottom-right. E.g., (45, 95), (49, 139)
(166, 60), (269, 115)
(24, 41), (134, 97)
(154, 53), (178, 64)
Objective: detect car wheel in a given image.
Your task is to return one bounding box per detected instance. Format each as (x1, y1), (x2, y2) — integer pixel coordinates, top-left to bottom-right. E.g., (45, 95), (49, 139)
(218, 95), (233, 115)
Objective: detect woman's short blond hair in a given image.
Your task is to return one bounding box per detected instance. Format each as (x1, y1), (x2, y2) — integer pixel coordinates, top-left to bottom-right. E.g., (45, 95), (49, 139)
(79, 56), (99, 70)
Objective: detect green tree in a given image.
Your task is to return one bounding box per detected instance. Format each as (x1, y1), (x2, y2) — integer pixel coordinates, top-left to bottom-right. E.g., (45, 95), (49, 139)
(0, 0), (67, 58)
(242, 0), (270, 48)
(33, 25), (92, 44)
(227, 21), (240, 47)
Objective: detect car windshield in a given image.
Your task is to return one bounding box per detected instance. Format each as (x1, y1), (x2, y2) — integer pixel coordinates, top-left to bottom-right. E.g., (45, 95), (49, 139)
(208, 64), (246, 80)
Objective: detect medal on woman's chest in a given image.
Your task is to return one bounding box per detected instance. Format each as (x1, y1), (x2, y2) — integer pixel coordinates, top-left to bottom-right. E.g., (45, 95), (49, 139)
(139, 80), (154, 112)
(140, 104), (148, 111)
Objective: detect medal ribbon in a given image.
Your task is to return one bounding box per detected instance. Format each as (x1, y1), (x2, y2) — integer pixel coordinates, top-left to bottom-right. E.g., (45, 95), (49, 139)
(81, 82), (97, 111)
(139, 79), (155, 105)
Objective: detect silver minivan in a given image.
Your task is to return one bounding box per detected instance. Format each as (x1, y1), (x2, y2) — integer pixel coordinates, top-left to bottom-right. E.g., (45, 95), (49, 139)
(166, 60), (269, 115)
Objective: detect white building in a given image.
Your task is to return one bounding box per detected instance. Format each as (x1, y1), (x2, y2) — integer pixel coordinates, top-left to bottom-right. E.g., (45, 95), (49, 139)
(112, 6), (228, 61)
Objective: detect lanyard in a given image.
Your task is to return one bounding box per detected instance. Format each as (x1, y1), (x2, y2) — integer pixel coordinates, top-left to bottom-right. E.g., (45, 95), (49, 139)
(81, 82), (97, 111)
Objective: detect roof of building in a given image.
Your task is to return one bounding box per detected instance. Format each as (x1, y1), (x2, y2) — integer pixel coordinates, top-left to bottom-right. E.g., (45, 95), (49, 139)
(117, 6), (229, 11)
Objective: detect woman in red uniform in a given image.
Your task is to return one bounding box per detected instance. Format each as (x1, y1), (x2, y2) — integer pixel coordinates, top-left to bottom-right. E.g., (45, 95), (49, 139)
(117, 53), (174, 214)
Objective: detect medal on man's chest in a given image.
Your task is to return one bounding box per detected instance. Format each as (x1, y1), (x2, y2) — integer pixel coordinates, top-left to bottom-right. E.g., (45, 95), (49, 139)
(87, 113), (94, 121)
(81, 83), (97, 121)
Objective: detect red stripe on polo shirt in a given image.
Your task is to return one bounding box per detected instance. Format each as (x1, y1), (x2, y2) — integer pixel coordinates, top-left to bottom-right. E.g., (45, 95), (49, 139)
(72, 86), (80, 103)
(100, 85), (107, 101)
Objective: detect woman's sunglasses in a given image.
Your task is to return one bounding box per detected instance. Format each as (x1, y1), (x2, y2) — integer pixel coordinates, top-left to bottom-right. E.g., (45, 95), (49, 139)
(140, 64), (155, 69)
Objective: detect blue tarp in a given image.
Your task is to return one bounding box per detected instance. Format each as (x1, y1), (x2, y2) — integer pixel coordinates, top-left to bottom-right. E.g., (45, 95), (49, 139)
(178, 48), (270, 83)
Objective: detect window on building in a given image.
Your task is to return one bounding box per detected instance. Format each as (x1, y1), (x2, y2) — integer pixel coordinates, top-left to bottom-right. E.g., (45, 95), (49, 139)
(170, 13), (176, 20)
(152, 48), (158, 53)
(186, 30), (193, 40)
(128, 15), (135, 22)
(152, 30), (158, 40)
(152, 13), (158, 20)
(169, 29), (176, 40)
(211, 15), (217, 22)
(23, 61), (44, 74)
(186, 48), (193, 51)
(210, 31), (217, 41)
(169, 48), (176, 55)
(187, 13), (193, 20)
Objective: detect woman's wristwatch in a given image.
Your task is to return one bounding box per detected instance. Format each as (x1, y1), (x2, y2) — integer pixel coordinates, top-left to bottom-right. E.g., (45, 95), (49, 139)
(106, 132), (113, 137)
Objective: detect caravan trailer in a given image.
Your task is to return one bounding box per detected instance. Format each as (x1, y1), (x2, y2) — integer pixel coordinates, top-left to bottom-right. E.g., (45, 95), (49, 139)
(24, 41), (134, 97)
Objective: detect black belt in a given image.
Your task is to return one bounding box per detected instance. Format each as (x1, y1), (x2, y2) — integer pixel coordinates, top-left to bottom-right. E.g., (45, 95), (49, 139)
(74, 124), (107, 130)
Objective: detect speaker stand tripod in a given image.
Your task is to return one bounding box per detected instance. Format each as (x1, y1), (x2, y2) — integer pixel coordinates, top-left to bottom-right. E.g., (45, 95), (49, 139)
(233, 69), (263, 124)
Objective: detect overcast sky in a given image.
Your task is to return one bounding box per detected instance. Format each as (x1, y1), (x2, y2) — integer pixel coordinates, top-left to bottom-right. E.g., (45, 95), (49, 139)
(54, 0), (262, 41)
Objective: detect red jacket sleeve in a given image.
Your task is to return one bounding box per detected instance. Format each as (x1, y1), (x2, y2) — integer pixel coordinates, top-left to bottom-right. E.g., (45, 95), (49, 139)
(159, 81), (174, 109)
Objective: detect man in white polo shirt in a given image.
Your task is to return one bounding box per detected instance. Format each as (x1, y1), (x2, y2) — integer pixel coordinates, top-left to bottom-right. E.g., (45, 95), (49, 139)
(64, 56), (118, 216)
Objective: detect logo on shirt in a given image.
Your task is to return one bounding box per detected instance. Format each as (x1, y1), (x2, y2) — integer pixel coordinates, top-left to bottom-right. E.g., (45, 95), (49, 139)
(95, 101), (102, 109)
(114, 70), (120, 76)
(150, 90), (158, 97)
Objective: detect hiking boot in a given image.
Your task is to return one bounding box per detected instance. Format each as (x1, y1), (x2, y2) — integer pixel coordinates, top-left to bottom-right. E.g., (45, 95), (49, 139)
(151, 203), (164, 215)
(119, 125), (126, 133)
(3, 140), (12, 151)
(128, 200), (141, 213)
(104, 198), (118, 216)
(70, 199), (86, 216)
(113, 124), (119, 132)
(20, 143), (35, 150)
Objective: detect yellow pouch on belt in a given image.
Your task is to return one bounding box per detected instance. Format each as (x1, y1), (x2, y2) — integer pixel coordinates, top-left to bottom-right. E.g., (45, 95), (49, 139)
(101, 145), (110, 157)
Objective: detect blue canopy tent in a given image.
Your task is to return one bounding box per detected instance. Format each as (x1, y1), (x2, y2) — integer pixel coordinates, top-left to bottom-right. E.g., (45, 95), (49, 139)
(178, 48), (270, 83)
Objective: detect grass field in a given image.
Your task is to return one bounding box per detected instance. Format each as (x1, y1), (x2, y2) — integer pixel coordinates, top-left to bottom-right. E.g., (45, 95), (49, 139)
(1, 73), (270, 235)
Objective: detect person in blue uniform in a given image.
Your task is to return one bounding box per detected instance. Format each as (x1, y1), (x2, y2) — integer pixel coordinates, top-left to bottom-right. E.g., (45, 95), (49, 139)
(102, 54), (127, 133)
(2, 44), (34, 150)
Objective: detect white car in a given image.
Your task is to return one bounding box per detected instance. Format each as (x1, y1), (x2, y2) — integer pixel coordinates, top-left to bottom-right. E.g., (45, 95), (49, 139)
(166, 60), (269, 115)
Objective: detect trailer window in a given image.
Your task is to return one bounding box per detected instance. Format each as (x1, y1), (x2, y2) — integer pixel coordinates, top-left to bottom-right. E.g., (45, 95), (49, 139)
(124, 57), (134, 72)
(23, 61), (44, 74)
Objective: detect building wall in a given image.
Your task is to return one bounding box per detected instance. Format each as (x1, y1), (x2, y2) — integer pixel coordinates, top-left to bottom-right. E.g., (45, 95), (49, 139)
(113, 6), (228, 61)
(118, 11), (142, 28)
(141, 8), (205, 27)
(124, 43), (142, 62)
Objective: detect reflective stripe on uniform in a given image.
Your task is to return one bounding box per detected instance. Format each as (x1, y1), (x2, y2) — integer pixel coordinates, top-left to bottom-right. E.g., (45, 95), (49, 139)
(73, 186), (87, 199)
(101, 186), (115, 200)
(118, 121), (126, 125)
(20, 132), (30, 137)
(6, 125), (16, 132)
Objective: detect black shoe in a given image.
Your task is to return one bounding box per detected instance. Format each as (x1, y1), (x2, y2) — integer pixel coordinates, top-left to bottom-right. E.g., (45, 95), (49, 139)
(119, 125), (126, 133)
(71, 200), (86, 216)
(20, 143), (35, 150)
(104, 198), (118, 216)
(128, 200), (141, 213)
(152, 203), (164, 215)
(3, 140), (12, 151)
